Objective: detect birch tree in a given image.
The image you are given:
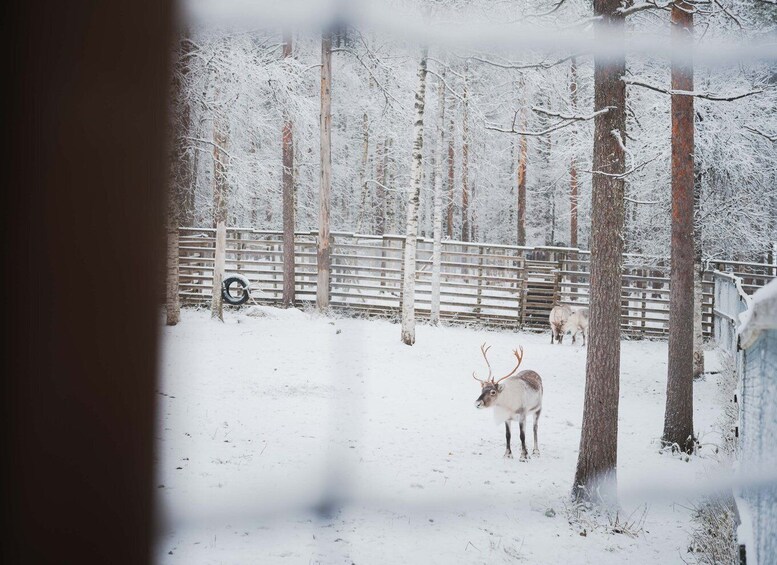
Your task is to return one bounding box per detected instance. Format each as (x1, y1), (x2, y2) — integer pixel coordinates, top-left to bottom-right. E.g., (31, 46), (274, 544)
(431, 67), (447, 325)
(400, 48), (429, 346)
(317, 31), (333, 311)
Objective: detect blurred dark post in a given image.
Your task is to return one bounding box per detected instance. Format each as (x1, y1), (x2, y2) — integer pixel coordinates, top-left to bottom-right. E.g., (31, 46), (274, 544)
(1, 1), (171, 563)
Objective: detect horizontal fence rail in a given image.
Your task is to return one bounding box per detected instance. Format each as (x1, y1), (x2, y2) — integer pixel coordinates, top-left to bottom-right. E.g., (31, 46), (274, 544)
(178, 227), (776, 337)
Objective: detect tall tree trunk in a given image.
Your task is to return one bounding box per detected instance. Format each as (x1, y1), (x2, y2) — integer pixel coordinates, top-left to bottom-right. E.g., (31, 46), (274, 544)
(375, 138), (387, 235)
(387, 139), (396, 233)
(573, 0), (626, 504)
(317, 32), (332, 311)
(210, 114), (228, 322)
(355, 111), (371, 233)
(447, 113), (455, 239)
(281, 32), (296, 308)
(664, 1), (696, 453)
(516, 107), (528, 247)
(166, 221), (181, 324)
(166, 37), (192, 326)
(431, 67), (447, 325)
(569, 57), (579, 249)
(692, 162), (704, 378)
(461, 64), (470, 242)
(400, 49), (428, 346)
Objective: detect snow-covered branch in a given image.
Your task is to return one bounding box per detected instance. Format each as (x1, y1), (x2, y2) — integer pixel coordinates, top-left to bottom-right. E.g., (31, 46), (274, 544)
(585, 154), (661, 180)
(624, 78), (764, 101)
(744, 126), (777, 142)
(616, 0), (673, 16)
(468, 54), (578, 71)
(486, 108), (609, 137)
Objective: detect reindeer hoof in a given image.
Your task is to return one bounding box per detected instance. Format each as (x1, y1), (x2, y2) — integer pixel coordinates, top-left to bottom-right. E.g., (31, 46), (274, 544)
(532, 449), (541, 457)
(504, 451), (513, 459)
(519, 454), (529, 462)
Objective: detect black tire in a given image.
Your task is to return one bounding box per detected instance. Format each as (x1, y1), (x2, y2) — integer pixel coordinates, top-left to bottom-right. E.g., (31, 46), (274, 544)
(222, 276), (250, 305)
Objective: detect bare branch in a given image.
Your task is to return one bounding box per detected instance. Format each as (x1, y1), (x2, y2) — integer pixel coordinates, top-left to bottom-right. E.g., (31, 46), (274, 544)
(617, 0), (673, 16)
(625, 196), (662, 205)
(426, 68), (466, 104)
(532, 106), (605, 121)
(525, 0), (569, 18)
(486, 108), (609, 137)
(468, 54), (578, 70)
(712, 0), (744, 29)
(332, 47), (406, 111)
(624, 78), (764, 101)
(584, 154), (661, 179)
(744, 125), (777, 142)
(185, 136), (233, 159)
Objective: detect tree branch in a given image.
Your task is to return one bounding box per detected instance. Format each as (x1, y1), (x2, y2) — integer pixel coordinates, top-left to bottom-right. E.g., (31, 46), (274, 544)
(525, 0), (569, 18)
(486, 107), (608, 136)
(744, 125), (777, 142)
(584, 154), (660, 180)
(426, 68), (466, 104)
(624, 78), (764, 101)
(617, 0), (673, 16)
(468, 54), (578, 70)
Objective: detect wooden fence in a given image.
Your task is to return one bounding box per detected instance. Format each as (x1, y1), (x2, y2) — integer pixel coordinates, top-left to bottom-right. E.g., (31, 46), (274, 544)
(178, 227), (776, 337)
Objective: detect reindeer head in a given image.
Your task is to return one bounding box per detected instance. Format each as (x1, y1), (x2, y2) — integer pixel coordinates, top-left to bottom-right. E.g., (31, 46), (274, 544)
(473, 343), (524, 409)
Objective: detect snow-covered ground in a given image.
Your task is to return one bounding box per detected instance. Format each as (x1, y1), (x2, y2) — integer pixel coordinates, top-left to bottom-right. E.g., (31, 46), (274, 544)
(156, 307), (727, 564)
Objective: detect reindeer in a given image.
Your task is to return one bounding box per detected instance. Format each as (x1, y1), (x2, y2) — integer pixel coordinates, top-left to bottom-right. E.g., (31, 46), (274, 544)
(549, 304), (572, 344)
(473, 344), (543, 461)
(564, 307), (589, 345)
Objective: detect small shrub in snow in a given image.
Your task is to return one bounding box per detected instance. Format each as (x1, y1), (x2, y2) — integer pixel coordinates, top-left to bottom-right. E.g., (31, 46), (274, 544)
(564, 500), (648, 539)
(686, 356), (738, 564)
(686, 495), (738, 564)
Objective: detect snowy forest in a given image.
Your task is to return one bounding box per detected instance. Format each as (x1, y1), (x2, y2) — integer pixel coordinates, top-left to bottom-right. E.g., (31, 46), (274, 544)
(169, 0), (777, 261)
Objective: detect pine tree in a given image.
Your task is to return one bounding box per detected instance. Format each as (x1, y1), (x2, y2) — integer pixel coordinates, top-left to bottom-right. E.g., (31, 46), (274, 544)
(572, 0), (626, 504)
(663, 0), (696, 453)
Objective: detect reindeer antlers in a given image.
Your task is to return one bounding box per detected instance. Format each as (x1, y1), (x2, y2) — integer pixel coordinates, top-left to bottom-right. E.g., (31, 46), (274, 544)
(472, 342), (493, 383)
(473, 343), (524, 385)
(495, 346), (524, 385)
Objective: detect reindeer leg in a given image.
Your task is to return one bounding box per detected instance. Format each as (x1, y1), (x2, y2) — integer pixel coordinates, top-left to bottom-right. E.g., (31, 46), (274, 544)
(504, 421), (513, 458)
(518, 416), (528, 461)
(582, 329), (586, 346)
(532, 410), (541, 456)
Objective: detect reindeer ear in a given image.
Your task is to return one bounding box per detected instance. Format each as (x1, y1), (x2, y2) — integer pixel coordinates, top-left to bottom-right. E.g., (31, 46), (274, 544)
(497, 384), (504, 392)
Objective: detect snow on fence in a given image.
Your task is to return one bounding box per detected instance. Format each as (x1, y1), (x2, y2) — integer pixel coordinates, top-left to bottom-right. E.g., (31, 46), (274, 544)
(178, 227), (775, 337)
(713, 274), (777, 565)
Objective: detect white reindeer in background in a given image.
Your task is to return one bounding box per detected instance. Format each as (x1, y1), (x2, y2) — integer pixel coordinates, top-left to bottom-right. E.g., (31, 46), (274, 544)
(564, 307), (590, 345)
(549, 304), (572, 344)
(473, 344), (543, 461)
